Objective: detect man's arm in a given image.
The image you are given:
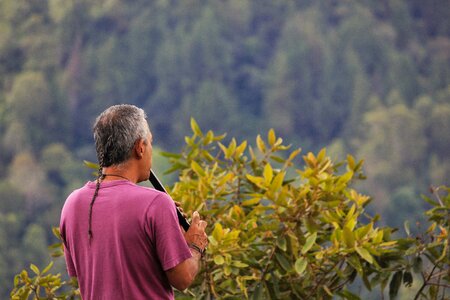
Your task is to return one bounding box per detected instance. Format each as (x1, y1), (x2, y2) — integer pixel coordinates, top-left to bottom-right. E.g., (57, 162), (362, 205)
(166, 248), (202, 290)
(165, 211), (208, 290)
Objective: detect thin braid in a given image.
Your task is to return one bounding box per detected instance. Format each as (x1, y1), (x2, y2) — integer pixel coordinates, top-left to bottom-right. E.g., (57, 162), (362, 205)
(88, 163), (104, 242)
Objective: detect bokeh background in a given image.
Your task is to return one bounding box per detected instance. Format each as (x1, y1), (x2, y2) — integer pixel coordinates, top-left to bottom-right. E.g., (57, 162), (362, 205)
(0, 0), (449, 297)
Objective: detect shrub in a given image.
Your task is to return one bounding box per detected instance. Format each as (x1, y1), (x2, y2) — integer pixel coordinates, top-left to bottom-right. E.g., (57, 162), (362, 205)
(11, 121), (449, 299)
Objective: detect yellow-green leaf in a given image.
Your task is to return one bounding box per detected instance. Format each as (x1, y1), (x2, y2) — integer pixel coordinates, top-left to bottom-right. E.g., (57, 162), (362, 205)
(347, 154), (355, 170)
(270, 171), (285, 193)
(214, 255), (225, 265)
(338, 171), (354, 185)
(235, 140), (247, 158)
(42, 261), (54, 274)
(232, 261), (249, 268)
(268, 129), (276, 146)
(83, 160), (99, 170)
(191, 161), (205, 177)
(212, 223), (224, 241)
(263, 163), (273, 185)
(355, 246), (374, 264)
(190, 118), (203, 137)
(343, 226), (355, 248)
(323, 285), (333, 296)
(256, 135), (266, 153)
(227, 138), (237, 158)
(30, 264), (40, 275)
(355, 222), (373, 240)
(246, 174), (264, 187)
(294, 257), (307, 275)
(218, 142), (228, 157)
(317, 148), (326, 162)
(301, 232), (317, 254)
(242, 198), (261, 206)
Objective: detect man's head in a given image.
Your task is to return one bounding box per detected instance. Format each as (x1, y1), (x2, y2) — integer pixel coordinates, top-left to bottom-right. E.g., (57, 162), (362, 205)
(93, 104), (151, 169)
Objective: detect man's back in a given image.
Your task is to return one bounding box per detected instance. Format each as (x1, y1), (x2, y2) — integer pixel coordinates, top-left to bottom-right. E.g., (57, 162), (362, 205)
(60, 180), (192, 300)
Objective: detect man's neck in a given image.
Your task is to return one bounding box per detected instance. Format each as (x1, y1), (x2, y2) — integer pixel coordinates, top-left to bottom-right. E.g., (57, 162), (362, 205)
(102, 165), (138, 183)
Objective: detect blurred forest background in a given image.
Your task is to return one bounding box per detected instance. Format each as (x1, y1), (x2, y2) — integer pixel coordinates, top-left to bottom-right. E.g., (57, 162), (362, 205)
(0, 0), (449, 297)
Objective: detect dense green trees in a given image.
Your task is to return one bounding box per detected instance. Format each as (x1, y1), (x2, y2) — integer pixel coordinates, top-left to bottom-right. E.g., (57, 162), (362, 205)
(0, 0), (449, 297)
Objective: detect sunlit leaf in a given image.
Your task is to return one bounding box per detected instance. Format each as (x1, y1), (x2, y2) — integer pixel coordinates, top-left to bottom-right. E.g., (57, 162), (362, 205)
(30, 264), (40, 275)
(294, 257), (307, 275)
(355, 246), (373, 264)
(190, 118), (203, 137)
(302, 232), (317, 254)
(264, 163), (273, 185)
(268, 129), (276, 146)
(256, 135), (266, 153)
(214, 255), (225, 265)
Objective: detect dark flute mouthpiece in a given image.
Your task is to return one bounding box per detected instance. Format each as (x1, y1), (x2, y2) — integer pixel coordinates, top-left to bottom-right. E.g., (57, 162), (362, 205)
(149, 170), (190, 231)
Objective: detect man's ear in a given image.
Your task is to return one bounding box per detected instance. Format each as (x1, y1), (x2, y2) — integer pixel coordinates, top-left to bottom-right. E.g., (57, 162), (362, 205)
(134, 139), (145, 158)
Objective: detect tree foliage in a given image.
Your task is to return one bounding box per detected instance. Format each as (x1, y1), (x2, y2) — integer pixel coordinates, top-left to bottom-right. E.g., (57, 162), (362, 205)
(1, 0), (449, 297)
(11, 124), (449, 299)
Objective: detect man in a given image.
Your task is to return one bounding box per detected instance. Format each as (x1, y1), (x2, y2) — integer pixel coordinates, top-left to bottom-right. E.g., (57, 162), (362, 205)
(60, 104), (208, 299)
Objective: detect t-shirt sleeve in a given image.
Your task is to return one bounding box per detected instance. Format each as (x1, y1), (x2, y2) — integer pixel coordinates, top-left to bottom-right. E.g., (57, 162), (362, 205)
(59, 220), (77, 277)
(147, 193), (192, 271)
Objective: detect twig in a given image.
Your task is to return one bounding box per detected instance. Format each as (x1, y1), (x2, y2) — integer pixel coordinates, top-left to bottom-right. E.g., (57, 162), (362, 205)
(414, 264), (439, 300)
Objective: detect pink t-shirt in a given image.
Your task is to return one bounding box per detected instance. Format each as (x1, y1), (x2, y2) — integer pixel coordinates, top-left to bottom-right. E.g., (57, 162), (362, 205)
(60, 180), (192, 300)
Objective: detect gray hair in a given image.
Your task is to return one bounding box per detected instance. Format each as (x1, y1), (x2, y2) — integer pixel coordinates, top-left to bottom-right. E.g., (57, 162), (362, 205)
(93, 104), (149, 167)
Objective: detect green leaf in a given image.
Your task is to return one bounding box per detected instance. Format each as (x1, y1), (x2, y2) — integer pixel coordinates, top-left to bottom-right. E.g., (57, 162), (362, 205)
(277, 236), (287, 252)
(83, 160), (99, 170)
(343, 226), (355, 248)
(263, 163), (273, 184)
(190, 161), (205, 177)
(294, 257), (307, 275)
(242, 198), (261, 206)
(42, 261), (54, 274)
(252, 283), (264, 300)
(389, 271), (403, 299)
(227, 138), (237, 158)
(232, 261), (249, 268)
(159, 151), (182, 159)
(214, 255), (225, 265)
(362, 272), (372, 291)
(235, 140), (247, 158)
(338, 171), (354, 185)
(275, 253), (292, 271)
(338, 289), (361, 300)
(403, 271), (413, 287)
(218, 142), (227, 152)
(347, 154), (356, 170)
(355, 246), (373, 264)
(355, 222), (373, 240)
(246, 174), (264, 187)
(301, 232), (317, 254)
(30, 264), (40, 275)
(256, 135), (266, 153)
(212, 223), (224, 241)
(317, 148), (326, 162)
(412, 256), (423, 273)
(190, 118), (203, 137)
(270, 171), (285, 193)
(268, 129), (276, 146)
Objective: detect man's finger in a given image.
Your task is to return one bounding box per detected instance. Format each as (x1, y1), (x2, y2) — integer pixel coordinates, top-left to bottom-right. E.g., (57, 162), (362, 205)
(198, 220), (207, 230)
(191, 211), (200, 225)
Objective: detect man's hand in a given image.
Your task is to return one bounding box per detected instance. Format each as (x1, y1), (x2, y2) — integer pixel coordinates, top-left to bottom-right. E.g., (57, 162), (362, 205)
(166, 211), (208, 290)
(174, 201), (188, 220)
(184, 211), (208, 254)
